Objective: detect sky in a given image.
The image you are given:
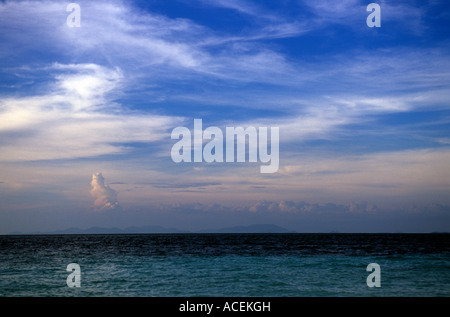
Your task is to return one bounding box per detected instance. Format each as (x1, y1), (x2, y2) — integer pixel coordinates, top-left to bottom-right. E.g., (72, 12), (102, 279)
(0, 0), (449, 233)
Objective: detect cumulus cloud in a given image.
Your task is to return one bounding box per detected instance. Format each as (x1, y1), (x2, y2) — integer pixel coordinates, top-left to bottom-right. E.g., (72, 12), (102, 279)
(90, 172), (119, 211)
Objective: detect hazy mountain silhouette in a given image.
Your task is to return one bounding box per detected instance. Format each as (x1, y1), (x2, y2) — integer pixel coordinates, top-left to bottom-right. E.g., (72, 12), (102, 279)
(199, 224), (295, 233)
(8, 224), (294, 234)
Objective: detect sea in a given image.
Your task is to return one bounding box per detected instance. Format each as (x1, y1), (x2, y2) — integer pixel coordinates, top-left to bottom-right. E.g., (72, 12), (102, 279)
(0, 233), (449, 297)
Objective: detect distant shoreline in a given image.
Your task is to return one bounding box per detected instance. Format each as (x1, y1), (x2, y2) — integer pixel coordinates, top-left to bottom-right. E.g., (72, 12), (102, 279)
(3, 231), (448, 236)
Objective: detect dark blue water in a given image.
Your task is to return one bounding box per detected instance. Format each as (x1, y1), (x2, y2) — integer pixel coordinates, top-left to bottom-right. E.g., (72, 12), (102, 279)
(0, 234), (449, 297)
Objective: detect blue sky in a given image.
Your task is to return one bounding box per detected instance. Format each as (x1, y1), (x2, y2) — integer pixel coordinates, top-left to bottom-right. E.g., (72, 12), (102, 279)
(0, 0), (450, 233)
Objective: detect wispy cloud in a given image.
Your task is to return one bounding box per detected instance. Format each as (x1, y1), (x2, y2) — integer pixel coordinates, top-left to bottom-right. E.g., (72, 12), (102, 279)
(301, 0), (425, 33)
(0, 0), (306, 84)
(1, 0), (449, 233)
(1, 1), (448, 165)
(1, 0), (445, 94)
(0, 63), (181, 161)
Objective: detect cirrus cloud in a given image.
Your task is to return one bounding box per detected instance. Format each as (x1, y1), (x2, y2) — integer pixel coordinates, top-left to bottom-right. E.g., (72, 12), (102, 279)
(0, 63), (182, 161)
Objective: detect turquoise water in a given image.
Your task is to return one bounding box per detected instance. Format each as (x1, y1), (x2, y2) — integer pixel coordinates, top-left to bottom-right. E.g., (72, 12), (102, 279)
(0, 234), (449, 297)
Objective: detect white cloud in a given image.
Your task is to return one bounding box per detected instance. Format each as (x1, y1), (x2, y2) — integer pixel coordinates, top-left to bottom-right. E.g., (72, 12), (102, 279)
(52, 63), (123, 111)
(90, 172), (119, 211)
(0, 63), (182, 161)
(1, 0), (445, 92)
(303, 0), (363, 19)
(247, 199), (379, 214)
(302, 0), (424, 33)
(201, 0), (261, 16)
(274, 148), (450, 207)
(0, 1), (447, 174)
(0, 0), (308, 84)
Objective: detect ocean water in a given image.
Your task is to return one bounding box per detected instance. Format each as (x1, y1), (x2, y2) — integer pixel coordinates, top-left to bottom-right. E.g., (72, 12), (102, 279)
(0, 233), (449, 297)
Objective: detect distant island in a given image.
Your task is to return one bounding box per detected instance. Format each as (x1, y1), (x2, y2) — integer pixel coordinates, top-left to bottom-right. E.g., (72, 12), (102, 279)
(199, 224), (295, 233)
(7, 224), (295, 235)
